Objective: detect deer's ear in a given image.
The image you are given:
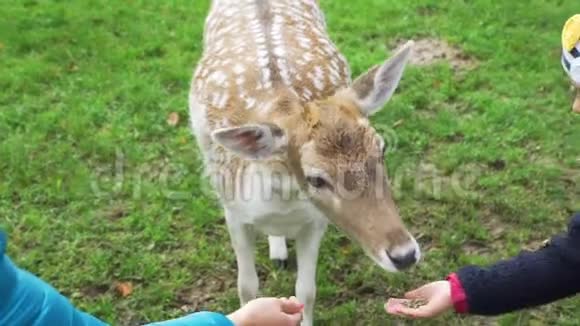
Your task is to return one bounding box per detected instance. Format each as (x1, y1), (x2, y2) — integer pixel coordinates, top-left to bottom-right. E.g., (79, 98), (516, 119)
(212, 123), (287, 160)
(348, 41), (413, 116)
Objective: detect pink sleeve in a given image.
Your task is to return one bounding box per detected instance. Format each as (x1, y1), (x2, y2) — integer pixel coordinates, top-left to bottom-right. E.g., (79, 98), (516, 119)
(447, 273), (469, 314)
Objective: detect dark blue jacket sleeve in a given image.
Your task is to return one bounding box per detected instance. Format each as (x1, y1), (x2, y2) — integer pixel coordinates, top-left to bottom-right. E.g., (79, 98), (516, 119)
(0, 231), (234, 326)
(456, 213), (580, 315)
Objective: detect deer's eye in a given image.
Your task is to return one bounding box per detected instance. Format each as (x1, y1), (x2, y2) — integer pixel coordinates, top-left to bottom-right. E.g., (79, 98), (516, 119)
(306, 176), (329, 189)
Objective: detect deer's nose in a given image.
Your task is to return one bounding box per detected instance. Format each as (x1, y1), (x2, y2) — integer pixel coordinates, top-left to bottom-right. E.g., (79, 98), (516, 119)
(387, 249), (417, 270)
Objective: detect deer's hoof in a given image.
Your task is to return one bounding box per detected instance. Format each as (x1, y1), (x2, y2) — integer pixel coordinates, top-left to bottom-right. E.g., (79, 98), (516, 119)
(272, 259), (288, 270)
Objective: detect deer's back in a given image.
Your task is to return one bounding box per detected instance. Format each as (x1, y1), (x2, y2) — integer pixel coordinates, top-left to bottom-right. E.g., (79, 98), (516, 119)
(191, 0), (351, 131)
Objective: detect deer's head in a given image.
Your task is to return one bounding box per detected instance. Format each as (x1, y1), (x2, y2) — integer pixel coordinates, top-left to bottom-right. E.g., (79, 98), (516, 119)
(212, 42), (420, 272)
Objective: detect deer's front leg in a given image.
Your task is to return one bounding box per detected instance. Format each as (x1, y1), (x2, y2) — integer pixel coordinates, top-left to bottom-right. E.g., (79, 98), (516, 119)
(225, 210), (258, 306)
(295, 220), (327, 326)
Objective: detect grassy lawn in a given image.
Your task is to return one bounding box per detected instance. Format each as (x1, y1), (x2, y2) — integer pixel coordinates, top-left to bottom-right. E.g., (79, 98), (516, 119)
(1, 0), (579, 325)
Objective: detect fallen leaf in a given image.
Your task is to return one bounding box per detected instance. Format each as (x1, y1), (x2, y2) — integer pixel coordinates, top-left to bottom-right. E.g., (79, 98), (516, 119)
(115, 282), (133, 297)
(167, 112), (180, 126)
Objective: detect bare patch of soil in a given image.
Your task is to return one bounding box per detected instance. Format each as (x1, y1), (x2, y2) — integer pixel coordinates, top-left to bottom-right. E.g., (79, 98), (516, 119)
(175, 276), (235, 313)
(80, 284), (110, 298)
(395, 38), (478, 70)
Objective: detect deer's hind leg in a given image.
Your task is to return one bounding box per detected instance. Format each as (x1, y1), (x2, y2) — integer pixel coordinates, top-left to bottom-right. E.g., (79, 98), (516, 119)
(268, 235), (288, 269)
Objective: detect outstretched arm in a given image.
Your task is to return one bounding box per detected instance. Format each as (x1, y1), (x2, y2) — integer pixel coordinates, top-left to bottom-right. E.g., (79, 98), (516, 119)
(386, 213), (580, 318)
(0, 232), (108, 326)
(454, 213), (580, 315)
(0, 232), (302, 326)
(0, 232), (235, 326)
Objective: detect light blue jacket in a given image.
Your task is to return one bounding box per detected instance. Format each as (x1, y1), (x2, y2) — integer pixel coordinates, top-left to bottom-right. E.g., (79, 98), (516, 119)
(0, 231), (234, 326)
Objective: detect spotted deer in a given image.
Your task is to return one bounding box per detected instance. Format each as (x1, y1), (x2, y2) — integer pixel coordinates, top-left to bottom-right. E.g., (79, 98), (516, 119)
(190, 0), (420, 324)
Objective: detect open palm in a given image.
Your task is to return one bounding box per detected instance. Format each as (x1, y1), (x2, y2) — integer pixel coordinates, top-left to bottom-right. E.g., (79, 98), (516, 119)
(385, 281), (453, 319)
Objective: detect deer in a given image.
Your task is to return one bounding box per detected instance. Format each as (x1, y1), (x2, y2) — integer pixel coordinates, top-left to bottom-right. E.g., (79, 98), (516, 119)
(189, 0), (420, 324)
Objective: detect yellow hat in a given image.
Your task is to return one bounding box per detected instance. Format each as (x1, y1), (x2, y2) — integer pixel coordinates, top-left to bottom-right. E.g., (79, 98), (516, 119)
(562, 14), (580, 86)
(562, 14), (580, 51)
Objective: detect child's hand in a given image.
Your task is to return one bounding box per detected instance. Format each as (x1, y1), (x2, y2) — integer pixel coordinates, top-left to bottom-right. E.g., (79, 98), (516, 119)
(228, 296), (303, 326)
(385, 281), (453, 319)
(573, 89), (580, 113)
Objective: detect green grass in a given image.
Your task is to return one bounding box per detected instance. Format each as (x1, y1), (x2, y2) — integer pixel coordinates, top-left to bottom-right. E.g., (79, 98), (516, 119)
(1, 0), (579, 325)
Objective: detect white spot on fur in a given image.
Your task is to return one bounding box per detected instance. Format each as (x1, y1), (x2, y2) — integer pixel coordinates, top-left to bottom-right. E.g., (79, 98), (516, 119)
(189, 94), (208, 140)
(244, 96), (257, 109)
(212, 38), (225, 52)
(233, 63), (245, 75)
(330, 59), (340, 71)
(318, 37), (330, 46)
(258, 99), (276, 115)
(195, 79), (203, 92)
(271, 32), (282, 42)
(339, 53), (350, 76)
(208, 70), (227, 85)
(329, 67), (340, 86)
(224, 7), (235, 17)
(258, 54), (269, 68)
(297, 35), (311, 49)
(323, 45), (335, 56)
(274, 57), (290, 86)
(215, 92), (229, 109)
(221, 118), (230, 127)
(273, 47), (285, 57)
(261, 68), (272, 88)
(315, 47), (325, 56)
(311, 67), (325, 91)
(246, 11), (257, 21)
(256, 33), (267, 45)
